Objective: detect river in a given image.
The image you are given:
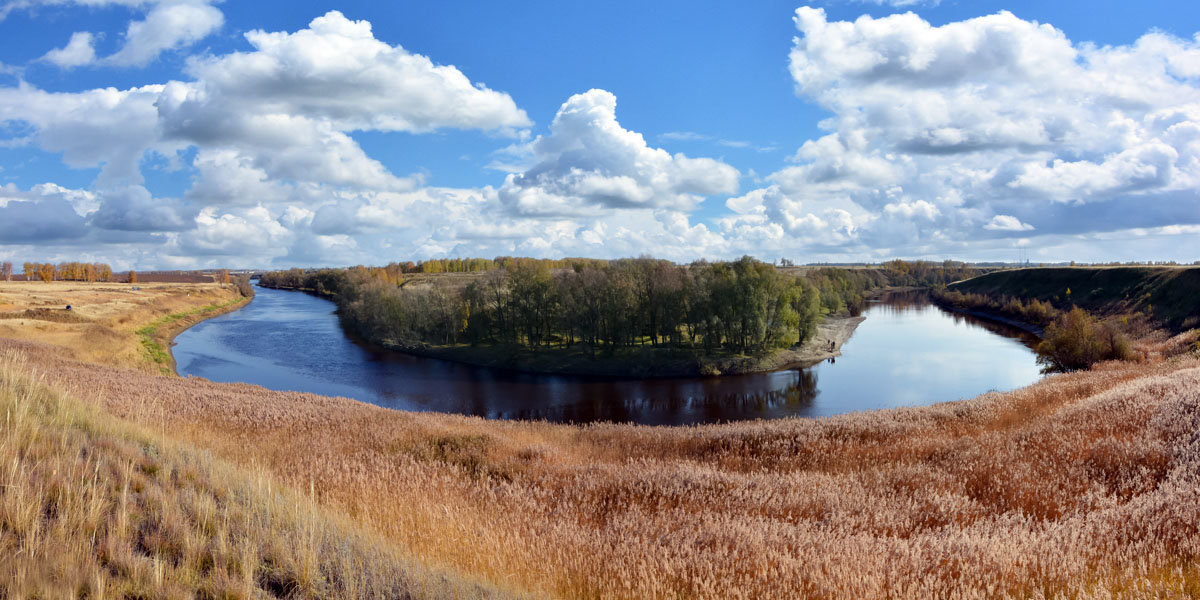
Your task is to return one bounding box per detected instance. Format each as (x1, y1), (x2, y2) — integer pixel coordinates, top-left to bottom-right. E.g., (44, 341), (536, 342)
(173, 285), (1042, 425)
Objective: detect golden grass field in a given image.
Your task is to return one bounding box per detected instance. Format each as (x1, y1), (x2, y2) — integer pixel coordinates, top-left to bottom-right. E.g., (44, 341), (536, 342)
(0, 281), (245, 371)
(1, 281), (1199, 598)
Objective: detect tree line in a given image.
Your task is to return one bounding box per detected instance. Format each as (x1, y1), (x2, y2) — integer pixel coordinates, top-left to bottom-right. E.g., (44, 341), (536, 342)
(18, 262), (115, 282)
(261, 257), (978, 358)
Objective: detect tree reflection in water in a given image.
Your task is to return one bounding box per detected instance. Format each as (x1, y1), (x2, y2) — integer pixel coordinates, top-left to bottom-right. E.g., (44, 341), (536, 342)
(497, 369), (819, 425)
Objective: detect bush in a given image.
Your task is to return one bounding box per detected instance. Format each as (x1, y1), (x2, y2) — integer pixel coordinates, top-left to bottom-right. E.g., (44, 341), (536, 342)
(234, 276), (255, 298)
(1036, 307), (1132, 372)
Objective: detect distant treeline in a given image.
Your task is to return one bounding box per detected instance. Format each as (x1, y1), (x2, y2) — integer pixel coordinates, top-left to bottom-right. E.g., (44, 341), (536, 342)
(261, 258), (982, 357)
(18, 262), (115, 282)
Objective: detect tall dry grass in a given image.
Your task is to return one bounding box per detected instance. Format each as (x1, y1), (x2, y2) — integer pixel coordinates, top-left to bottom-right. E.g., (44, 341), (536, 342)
(0, 349), (519, 599)
(7, 335), (1198, 598)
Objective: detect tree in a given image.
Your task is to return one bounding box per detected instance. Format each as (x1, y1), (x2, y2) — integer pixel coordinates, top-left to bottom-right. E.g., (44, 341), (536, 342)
(0, 261), (11, 282)
(128, 270), (139, 284)
(37, 263), (55, 282)
(220, 269), (230, 284)
(1035, 307), (1131, 372)
(792, 282), (822, 346)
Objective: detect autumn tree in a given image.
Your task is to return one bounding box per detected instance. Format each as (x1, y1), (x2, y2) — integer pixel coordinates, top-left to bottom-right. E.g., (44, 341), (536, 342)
(1036, 307), (1132, 372)
(128, 270), (139, 284)
(220, 269), (230, 284)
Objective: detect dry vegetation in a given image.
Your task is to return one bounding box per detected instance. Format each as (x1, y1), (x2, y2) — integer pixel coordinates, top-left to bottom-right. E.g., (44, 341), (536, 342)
(3, 324), (1197, 598)
(0, 350), (518, 599)
(0, 281), (243, 371)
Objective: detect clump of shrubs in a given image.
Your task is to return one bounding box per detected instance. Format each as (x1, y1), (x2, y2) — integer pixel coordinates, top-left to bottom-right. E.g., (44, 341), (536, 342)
(1036, 307), (1132, 372)
(234, 275), (255, 299)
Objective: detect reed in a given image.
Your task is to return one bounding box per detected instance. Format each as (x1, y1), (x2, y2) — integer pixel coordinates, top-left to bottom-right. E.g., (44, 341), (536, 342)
(0, 349), (518, 599)
(6, 334), (1197, 598)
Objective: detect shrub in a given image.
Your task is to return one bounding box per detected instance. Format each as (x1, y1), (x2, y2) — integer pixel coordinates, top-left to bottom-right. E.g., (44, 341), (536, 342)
(1036, 307), (1132, 372)
(235, 275), (255, 298)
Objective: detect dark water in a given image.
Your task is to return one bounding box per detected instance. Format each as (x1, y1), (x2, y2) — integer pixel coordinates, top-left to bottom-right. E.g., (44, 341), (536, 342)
(173, 286), (1042, 425)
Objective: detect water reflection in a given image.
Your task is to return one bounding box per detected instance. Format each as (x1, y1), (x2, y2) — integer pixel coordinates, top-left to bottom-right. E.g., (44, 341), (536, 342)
(173, 286), (1041, 425)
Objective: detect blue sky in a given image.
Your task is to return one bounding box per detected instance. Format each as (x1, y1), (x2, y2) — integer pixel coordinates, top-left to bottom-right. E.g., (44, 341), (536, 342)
(0, 0), (1198, 268)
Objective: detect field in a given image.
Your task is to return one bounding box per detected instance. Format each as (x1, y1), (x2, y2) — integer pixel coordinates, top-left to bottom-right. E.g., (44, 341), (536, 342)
(0, 280), (245, 371)
(2, 278), (1199, 597)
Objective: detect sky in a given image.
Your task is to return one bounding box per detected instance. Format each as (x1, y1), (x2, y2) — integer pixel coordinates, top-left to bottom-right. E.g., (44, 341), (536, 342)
(0, 0), (1198, 269)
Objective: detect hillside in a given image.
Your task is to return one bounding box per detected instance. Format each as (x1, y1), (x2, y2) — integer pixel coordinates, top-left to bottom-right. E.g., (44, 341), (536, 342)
(0, 350), (513, 599)
(5, 331), (1199, 598)
(949, 266), (1200, 332)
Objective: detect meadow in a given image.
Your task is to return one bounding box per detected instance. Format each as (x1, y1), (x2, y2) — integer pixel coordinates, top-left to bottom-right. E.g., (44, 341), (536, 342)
(2, 325), (1197, 597)
(2, 272), (1199, 598)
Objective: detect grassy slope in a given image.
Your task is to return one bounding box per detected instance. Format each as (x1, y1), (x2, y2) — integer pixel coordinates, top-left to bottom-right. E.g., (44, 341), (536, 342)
(0, 351), (518, 599)
(14, 332), (1200, 599)
(949, 267), (1200, 332)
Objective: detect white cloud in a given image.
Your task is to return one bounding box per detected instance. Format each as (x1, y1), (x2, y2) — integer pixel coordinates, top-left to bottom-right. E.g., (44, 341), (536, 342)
(179, 11), (530, 136)
(498, 89), (739, 216)
(106, 0), (223, 67)
(984, 215), (1034, 232)
(741, 6), (1200, 256)
(0, 83), (172, 186)
(41, 31), (96, 68)
(14, 0), (223, 68)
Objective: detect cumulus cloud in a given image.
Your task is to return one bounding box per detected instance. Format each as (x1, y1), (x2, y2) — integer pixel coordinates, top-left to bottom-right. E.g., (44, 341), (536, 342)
(0, 10), (532, 243)
(729, 6), (1200, 256)
(88, 185), (194, 231)
(177, 11), (530, 136)
(498, 89), (739, 216)
(0, 83), (171, 186)
(0, 183), (90, 241)
(41, 31), (96, 68)
(14, 0), (223, 67)
(106, 0), (223, 67)
(984, 215), (1034, 232)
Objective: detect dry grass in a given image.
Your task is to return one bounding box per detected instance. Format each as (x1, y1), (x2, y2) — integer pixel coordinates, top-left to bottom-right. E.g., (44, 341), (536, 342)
(6, 333), (1198, 598)
(0, 281), (242, 370)
(0, 350), (518, 599)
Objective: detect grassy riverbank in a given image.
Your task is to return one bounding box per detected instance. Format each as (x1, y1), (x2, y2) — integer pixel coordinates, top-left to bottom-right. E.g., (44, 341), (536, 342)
(136, 296), (249, 374)
(949, 266), (1200, 332)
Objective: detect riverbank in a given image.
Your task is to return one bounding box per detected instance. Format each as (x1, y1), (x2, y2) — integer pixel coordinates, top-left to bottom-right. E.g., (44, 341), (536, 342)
(931, 301), (1046, 337)
(150, 295), (250, 375)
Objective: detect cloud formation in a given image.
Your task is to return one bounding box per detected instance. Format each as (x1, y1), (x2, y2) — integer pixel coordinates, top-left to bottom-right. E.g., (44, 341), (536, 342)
(3, 5), (1200, 268)
(18, 0), (224, 68)
(498, 89), (739, 216)
(720, 6), (1200, 258)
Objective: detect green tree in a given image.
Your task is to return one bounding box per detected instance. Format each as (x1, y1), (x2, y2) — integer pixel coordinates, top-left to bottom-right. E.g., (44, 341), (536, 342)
(1036, 307), (1131, 372)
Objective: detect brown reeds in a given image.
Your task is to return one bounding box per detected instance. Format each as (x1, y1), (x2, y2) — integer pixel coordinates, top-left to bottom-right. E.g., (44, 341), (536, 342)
(0, 350), (518, 599)
(4, 335), (1198, 598)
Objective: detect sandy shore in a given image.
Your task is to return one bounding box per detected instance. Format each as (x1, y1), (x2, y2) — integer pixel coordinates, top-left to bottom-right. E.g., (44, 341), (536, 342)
(769, 315), (867, 368)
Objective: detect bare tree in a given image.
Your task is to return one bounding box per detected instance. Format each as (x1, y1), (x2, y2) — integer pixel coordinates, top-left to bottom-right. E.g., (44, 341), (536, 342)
(0, 261), (11, 282)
